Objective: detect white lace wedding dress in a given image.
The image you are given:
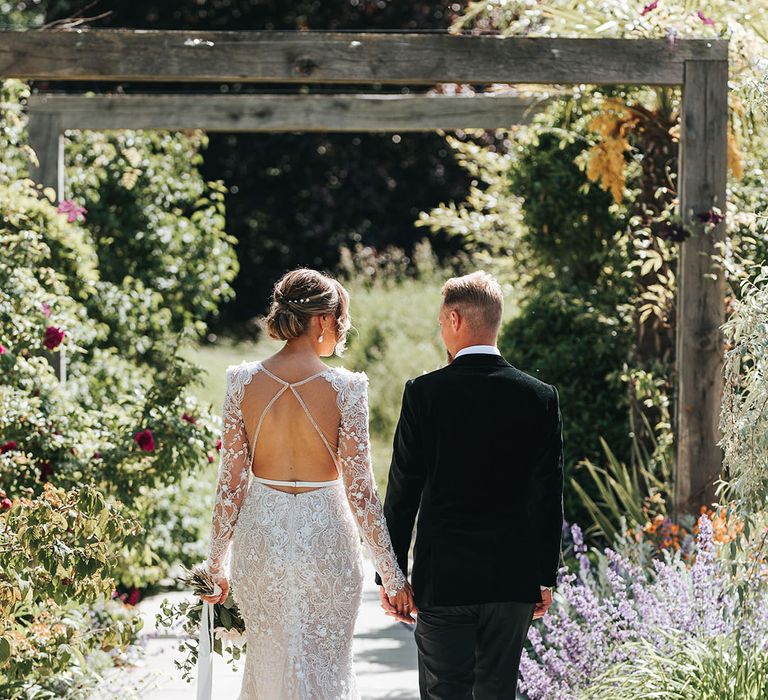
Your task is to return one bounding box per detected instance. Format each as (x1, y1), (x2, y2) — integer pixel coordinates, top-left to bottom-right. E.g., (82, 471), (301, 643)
(206, 360), (406, 699)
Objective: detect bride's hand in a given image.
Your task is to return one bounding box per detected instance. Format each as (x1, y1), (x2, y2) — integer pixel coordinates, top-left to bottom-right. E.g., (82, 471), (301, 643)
(384, 582), (417, 624)
(201, 575), (229, 605)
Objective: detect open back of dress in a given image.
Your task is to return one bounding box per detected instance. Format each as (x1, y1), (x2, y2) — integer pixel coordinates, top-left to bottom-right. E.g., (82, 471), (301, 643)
(241, 363), (341, 488)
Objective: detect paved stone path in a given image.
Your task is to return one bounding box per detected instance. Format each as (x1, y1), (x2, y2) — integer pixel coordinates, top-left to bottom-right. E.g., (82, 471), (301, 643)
(109, 557), (419, 699)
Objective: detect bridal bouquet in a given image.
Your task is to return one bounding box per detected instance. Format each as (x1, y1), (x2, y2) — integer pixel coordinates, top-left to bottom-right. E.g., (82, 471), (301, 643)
(156, 565), (246, 681)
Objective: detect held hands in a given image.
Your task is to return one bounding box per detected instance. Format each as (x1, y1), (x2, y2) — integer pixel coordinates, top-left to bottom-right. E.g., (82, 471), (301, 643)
(379, 582), (417, 624)
(533, 587), (553, 619)
(201, 574), (229, 605)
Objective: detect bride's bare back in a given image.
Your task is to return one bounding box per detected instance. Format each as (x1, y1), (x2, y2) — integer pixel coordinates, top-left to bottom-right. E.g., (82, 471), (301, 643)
(242, 358), (342, 493)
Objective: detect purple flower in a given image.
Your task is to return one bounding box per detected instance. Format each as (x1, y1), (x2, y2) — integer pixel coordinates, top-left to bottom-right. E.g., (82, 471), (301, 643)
(697, 10), (715, 25)
(519, 514), (766, 699)
(41, 302), (52, 317)
(697, 207), (725, 226)
(665, 28), (681, 48)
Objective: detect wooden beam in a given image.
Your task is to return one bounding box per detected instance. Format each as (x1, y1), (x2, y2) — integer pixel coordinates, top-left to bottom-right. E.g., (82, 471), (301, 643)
(674, 59), (728, 512)
(0, 31), (727, 85)
(27, 93), (546, 132)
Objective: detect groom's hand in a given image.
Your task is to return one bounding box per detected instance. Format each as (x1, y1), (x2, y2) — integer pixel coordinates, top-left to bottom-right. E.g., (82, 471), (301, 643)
(533, 588), (552, 619)
(379, 585), (417, 624)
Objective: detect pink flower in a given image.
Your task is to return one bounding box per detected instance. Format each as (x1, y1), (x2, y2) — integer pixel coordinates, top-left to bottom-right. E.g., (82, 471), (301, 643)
(641, 0), (659, 15)
(697, 10), (714, 25)
(208, 453), (214, 463)
(41, 302), (52, 317)
(1, 498), (12, 511)
(0, 344), (6, 355)
(215, 438), (222, 452)
(0, 441), (17, 454)
(43, 326), (65, 350)
(40, 460), (54, 481)
(134, 428), (156, 452)
(126, 587), (141, 606)
(57, 200), (88, 223)
(182, 412), (197, 424)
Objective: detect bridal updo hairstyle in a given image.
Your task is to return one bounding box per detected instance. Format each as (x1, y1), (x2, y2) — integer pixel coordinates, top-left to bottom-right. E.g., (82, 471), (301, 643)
(265, 268), (351, 353)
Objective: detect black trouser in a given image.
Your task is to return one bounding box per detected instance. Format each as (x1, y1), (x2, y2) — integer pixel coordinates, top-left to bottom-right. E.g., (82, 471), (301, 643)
(414, 601), (535, 700)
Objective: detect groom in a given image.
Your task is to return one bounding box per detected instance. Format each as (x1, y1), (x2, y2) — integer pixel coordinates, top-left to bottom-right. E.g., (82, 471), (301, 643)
(376, 271), (564, 699)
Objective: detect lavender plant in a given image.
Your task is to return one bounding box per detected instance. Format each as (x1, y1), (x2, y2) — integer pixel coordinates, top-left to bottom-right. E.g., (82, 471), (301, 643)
(519, 515), (768, 700)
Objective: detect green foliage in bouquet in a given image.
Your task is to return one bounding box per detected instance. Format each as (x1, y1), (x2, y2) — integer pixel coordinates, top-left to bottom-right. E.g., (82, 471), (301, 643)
(156, 565), (246, 682)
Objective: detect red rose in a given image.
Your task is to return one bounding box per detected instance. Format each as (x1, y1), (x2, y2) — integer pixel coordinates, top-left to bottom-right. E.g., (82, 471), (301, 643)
(40, 460), (54, 481)
(215, 438), (222, 452)
(1, 498), (12, 511)
(92, 451), (102, 460)
(133, 428), (155, 452)
(0, 344), (6, 354)
(0, 441), (17, 454)
(182, 412), (197, 424)
(126, 587), (141, 606)
(43, 326), (65, 350)
(207, 453), (214, 463)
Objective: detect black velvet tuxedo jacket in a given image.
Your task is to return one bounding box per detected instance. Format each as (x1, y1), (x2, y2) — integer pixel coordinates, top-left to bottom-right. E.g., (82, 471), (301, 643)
(376, 352), (564, 608)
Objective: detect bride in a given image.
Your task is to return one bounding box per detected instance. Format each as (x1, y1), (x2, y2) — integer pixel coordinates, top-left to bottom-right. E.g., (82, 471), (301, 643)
(202, 268), (415, 699)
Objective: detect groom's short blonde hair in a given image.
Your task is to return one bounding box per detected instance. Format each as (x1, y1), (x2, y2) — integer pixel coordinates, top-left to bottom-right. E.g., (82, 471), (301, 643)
(441, 271), (503, 331)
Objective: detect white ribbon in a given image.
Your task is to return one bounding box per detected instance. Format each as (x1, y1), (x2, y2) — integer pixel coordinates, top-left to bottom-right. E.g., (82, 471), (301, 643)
(196, 596), (217, 700)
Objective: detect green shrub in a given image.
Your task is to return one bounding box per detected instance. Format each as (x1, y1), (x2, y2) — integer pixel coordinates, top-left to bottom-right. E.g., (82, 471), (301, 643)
(65, 129), (238, 338)
(0, 484), (144, 698)
(499, 280), (633, 521)
(1, 80), (238, 694)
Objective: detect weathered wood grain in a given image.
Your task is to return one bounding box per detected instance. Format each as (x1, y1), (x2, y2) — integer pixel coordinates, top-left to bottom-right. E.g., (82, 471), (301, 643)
(27, 111), (63, 197)
(674, 59), (728, 512)
(0, 31), (728, 85)
(27, 93), (546, 131)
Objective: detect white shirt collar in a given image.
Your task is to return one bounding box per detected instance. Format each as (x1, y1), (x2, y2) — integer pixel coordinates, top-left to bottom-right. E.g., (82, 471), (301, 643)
(454, 344), (501, 360)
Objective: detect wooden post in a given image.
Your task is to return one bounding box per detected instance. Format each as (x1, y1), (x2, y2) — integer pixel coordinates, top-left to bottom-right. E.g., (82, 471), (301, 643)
(675, 59), (728, 512)
(27, 112), (67, 383)
(27, 112), (64, 199)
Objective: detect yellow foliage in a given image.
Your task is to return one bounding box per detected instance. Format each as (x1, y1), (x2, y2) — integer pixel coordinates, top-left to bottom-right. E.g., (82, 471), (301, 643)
(727, 129), (744, 179)
(585, 106), (636, 203)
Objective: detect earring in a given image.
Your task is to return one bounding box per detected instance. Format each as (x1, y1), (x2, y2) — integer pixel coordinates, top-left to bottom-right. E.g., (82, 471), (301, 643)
(318, 333), (324, 343)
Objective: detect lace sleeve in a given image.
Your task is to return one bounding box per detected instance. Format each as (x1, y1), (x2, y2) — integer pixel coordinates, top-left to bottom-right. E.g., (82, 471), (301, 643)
(206, 364), (252, 577)
(337, 371), (407, 597)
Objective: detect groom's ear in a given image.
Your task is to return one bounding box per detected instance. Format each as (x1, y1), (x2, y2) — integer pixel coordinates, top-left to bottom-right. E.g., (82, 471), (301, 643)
(449, 308), (461, 331)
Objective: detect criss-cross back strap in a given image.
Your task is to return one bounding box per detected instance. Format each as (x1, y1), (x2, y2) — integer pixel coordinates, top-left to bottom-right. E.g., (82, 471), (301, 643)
(250, 363), (340, 473)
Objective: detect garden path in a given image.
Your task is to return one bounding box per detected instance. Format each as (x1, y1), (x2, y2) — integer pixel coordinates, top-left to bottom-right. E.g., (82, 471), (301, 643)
(104, 556), (419, 699)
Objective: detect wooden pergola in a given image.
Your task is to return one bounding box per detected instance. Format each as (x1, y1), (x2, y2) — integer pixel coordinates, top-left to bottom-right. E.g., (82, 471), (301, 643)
(0, 30), (728, 512)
